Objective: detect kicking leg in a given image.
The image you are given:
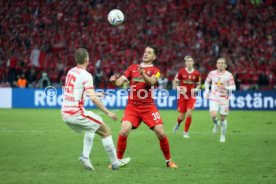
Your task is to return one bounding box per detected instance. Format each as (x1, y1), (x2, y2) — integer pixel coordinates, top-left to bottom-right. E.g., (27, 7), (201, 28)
(97, 122), (131, 169)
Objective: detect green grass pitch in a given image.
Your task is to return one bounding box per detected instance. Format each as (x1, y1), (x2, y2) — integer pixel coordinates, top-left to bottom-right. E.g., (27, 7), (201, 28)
(0, 109), (275, 184)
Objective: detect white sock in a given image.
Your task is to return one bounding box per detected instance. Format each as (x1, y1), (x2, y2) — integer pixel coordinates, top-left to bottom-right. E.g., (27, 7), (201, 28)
(82, 131), (95, 158)
(102, 135), (119, 165)
(221, 119), (227, 136)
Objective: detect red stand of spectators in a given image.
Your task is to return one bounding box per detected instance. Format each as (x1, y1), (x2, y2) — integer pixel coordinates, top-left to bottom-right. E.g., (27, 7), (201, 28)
(0, 0), (275, 89)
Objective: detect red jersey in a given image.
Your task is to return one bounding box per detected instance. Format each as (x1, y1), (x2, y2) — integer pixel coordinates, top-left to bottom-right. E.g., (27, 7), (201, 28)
(122, 64), (161, 105)
(175, 68), (201, 97)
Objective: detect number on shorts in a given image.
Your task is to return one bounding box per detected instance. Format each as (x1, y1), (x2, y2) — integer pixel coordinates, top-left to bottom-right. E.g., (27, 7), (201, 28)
(152, 112), (160, 121)
(65, 74), (76, 94)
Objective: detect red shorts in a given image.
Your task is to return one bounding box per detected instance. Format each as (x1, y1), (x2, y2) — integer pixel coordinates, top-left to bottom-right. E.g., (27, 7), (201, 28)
(122, 103), (163, 129)
(177, 97), (196, 113)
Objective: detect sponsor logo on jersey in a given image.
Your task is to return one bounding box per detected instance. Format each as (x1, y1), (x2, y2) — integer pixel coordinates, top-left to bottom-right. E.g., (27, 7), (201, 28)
(133, 77), (145, 82)
(183, 80), (195, 84)
(218, 78), (221, 85)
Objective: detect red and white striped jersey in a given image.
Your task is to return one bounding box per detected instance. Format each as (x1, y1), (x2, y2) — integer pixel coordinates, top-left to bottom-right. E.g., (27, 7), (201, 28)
(205, 70), (236, 101)
(61, 66), (94, 117)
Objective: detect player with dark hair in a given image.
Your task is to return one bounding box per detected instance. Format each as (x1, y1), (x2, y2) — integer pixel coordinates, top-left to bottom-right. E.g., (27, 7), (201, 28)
(110, 46), (178, 168)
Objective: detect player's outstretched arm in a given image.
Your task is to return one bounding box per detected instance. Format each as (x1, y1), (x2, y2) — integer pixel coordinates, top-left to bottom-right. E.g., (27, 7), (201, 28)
(110, 75), (128, 87)
(86, 89), (117, 121)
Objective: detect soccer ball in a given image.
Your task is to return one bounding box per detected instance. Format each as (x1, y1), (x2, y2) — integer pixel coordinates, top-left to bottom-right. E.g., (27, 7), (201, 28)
(108, 9), (124, 26)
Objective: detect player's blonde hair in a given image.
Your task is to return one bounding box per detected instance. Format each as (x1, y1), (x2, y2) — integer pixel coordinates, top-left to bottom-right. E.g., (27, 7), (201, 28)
(217, 57), (227, 65)
(75, 48), (89, 64)
(184, 55), (193, 62)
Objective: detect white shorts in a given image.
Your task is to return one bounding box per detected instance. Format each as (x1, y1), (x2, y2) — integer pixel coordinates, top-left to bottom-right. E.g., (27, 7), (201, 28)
(209, 99), (229, 115)
(62, 110), (103, 133)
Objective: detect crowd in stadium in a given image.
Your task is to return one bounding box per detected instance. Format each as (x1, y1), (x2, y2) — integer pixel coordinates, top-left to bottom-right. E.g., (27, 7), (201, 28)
(0, 0), (275, 90)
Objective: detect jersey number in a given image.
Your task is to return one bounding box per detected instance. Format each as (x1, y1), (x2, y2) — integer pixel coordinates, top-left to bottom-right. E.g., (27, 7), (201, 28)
(152, 112), (160, 121)
(65, 74), (76, 94)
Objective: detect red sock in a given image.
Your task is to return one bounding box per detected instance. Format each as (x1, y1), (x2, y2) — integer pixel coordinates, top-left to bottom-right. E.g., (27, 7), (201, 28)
(117, 134), (128, 159)
(184, 116), (192, 132)
(159, 136), (171, 160)
(177, 117), (183, 125)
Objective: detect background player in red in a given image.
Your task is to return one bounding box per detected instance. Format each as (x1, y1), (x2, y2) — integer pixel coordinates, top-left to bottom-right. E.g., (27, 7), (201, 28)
(110, 46), (178, 168)
(173, 56), (201, 138)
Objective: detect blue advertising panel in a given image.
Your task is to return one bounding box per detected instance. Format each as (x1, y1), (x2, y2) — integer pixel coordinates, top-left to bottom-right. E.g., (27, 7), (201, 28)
(10, 88), (276, 110)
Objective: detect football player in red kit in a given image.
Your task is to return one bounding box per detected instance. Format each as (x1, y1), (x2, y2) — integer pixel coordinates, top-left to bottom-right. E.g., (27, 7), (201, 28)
(173, 56), (201, 138)
(110, 46), (178, 168)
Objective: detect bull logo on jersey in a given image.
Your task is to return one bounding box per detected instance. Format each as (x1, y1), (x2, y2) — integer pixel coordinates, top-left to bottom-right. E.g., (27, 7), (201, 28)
(147, 71), (151, 75)
(217, 78), (221, 86)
